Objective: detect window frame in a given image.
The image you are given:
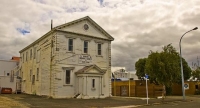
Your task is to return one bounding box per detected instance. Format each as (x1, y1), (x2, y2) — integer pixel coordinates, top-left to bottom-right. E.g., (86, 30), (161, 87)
(36, 49), (40, 63)
(65, 70), (71, 84)
(30, 49), (32, 60)
(22, 53), (24, 63)
(68, 38), (73, 52)
(26, 51), (28, 61)
(33, 47), (36, 59)
(83, 41), (88, 54)
(97, 43), (102, 55)
(30, 69), (32, 81)
(92, 79), (95, 88)
(32, 75), (35, 85)
(36, 68), (39, 81)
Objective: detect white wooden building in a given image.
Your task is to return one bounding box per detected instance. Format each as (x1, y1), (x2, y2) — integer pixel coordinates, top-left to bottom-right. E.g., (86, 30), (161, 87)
(111, 67), (138, 80)
(0, 57), (20, 93)
(19, 16), (114, 98)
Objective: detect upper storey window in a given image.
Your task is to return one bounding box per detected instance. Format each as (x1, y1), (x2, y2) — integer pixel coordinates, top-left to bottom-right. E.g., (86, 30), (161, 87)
(68, 39), (73, 51)
(98, 43), (102, 55)
(84, 41), (88, 53)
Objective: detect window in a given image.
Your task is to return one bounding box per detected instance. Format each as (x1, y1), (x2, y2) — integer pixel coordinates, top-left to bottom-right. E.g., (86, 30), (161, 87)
(36, 68), (39, 81)
(21, 72), (23, 79)
(26, 52), (28, 61)
(10, 71), (14, 82)
(65, 70), (71, 84)
(30, 69), (32, 81)
(84, 41), (88, 53)
(22, 53), (24, 63)
(97, 44), (102, 55)
(68, 39), (73, 51)
(195, 85), (198, 89)
(36, 50), (40, 62)
(92, 79), (95, 88)
(32, 75), (35, 85)
(30, 49), (32, 60)
(33, 47), (36, 59)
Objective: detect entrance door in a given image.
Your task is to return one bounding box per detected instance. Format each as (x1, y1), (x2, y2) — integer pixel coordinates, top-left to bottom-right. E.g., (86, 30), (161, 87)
(87, 76), (100, 98)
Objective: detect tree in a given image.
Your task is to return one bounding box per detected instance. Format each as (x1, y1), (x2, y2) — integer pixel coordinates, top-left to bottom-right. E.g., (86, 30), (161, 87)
(135, 44), (192, 96)
(144, 44), (191, 87)
(192, 67), (200, 80)
(135, 58), (147, 79)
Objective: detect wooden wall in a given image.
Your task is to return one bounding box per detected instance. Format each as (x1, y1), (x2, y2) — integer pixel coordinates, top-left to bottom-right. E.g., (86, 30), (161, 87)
(112, 80), (163, 97)
(112, 80), (200, 97)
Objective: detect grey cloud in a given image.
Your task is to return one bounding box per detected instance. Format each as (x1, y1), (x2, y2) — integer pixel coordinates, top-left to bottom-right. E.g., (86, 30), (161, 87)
(1, 0), (200, 71)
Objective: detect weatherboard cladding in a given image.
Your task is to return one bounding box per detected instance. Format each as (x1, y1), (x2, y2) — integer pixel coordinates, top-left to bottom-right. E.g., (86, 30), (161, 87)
(19, 16), (114, 53)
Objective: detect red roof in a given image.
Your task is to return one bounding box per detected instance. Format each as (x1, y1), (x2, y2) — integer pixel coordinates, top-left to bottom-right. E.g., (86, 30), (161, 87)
(11, 56), (20, 61)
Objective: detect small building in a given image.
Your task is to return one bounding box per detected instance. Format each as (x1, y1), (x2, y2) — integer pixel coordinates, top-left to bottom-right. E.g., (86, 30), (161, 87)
(111, 67), (138, 81)
(19, 16), (114, 98)
(0, 57), (20, 93)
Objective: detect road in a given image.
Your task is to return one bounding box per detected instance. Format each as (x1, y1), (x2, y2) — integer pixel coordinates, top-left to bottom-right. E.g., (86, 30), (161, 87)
(0, 94), (200, 108)
(141, 96), (200, 108)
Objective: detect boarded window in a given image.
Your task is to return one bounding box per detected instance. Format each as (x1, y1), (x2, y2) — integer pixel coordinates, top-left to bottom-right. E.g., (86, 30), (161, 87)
(32, 75), (35, 85)
(98, 44), (101, 55)
(10, 71), (14, 82)
(65, 70), (71, 84)
(22, 53), (24, 63)
(30, 49), (32, 60)
(68, 39), (73, 51)
(36, 68), (39, 81)
(26, 52), (28, 61)
(36, 50), (40, 62)
(84, 41), (88, 53)
(30, 69), (32, 81)
(33, 47), (36, 59)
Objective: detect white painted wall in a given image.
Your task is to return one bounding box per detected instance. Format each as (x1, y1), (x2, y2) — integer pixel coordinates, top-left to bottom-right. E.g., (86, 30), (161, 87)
(0, 76), (17, 93)
(61, 20), (109, 40)
(0, 60), (18, 76)
(20, 17), (113, 98)
(52, 31), (111, 98)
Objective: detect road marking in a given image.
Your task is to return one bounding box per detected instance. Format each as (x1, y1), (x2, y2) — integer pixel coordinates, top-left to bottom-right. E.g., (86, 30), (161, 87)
(109, 105), (142, 108)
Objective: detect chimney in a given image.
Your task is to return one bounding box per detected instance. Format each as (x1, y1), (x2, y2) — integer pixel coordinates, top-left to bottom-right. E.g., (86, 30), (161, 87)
(51, 19), (53, 30)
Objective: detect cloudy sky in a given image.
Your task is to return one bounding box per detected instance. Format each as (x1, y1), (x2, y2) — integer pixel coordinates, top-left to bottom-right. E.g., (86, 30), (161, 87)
(0, 0), (200, 71)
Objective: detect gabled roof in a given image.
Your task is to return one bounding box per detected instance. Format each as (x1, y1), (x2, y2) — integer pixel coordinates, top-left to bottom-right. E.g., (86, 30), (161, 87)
(75, 65), (106, 75)
(55, 16), (114, 41)
(19, 16), (114, 53)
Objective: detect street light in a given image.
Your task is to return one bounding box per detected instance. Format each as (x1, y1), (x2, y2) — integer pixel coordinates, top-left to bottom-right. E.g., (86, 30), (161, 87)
(179, 27), (198, 100)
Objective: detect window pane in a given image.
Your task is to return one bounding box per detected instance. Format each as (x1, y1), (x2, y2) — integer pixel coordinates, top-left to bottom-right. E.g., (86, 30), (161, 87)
(69, 46), (73, 51)
(84, 48), (88, 53)
(66, 70), (71, 84)
(69, 39), (73, 45)
(98, 44), (101, 49)
(84, 41), (88, 47)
